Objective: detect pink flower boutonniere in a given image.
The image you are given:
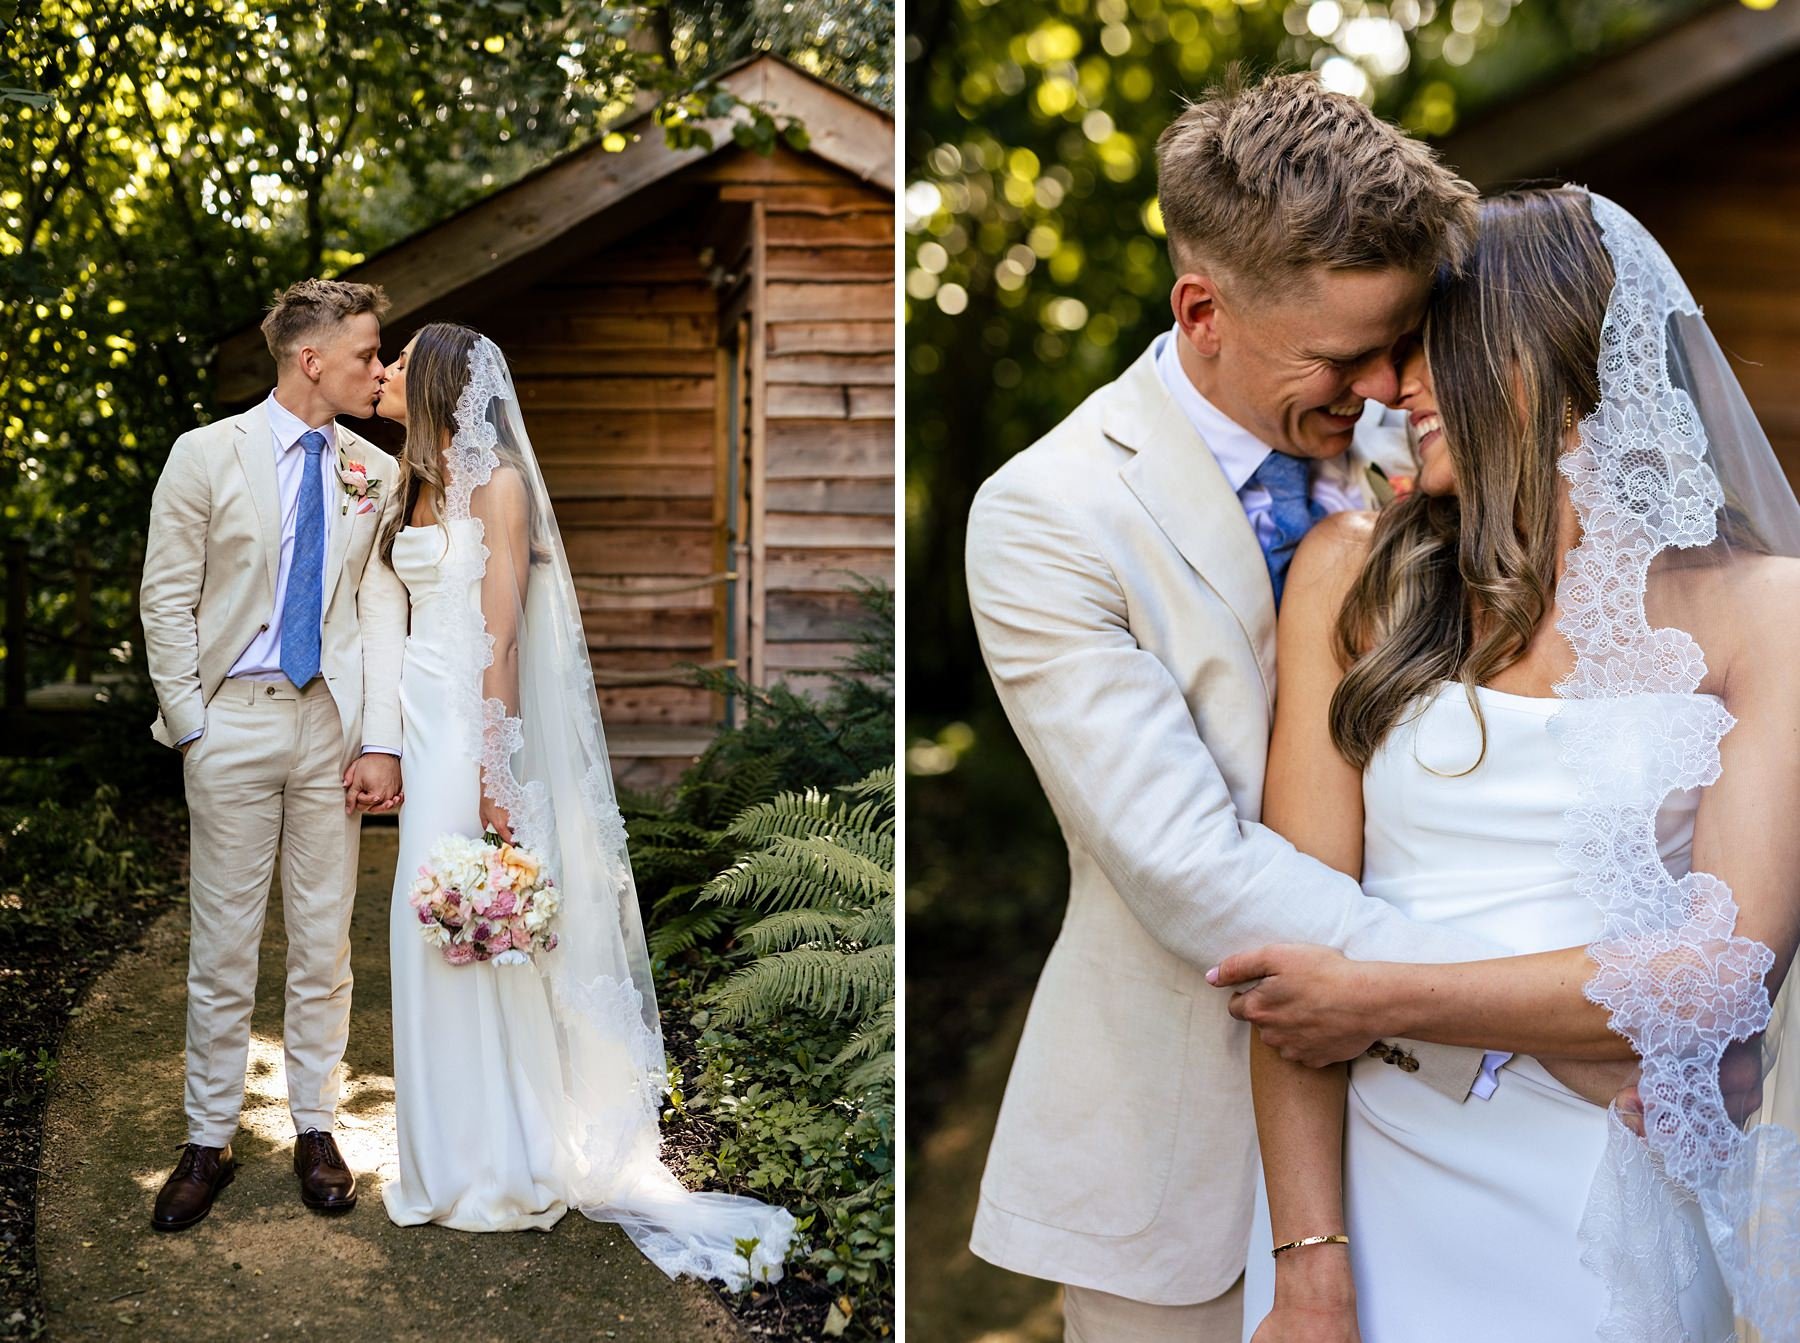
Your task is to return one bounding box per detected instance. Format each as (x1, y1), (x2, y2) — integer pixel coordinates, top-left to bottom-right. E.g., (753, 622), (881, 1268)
(337, 446), (383, 516)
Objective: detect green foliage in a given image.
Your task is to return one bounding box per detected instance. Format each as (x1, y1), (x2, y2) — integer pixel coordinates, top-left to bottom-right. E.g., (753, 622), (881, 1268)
(633, 593), (894, 1337)
(1, 0), (890, 694)
(632, 579), (893, 960)
(662, 972), (896, 1331)
(701, 767), (896, 1094)
(0, 755), (188, 1334)
(904, 0), (1711, 711)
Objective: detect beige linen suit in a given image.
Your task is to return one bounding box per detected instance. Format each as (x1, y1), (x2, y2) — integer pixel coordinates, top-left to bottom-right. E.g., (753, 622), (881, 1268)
(964, 345), (1504, 1323)
(141, 402), (405, 1147)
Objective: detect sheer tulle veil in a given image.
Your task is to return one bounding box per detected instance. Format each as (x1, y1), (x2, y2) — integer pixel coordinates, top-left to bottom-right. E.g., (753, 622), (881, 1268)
(435, 335), (794, 1286)
(1557, 191), (1800, 1340)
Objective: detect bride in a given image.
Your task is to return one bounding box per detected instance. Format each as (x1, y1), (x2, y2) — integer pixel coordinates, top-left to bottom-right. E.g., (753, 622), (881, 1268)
(1236, 190), (1800, 1341)
(369, 322), (794, 1284)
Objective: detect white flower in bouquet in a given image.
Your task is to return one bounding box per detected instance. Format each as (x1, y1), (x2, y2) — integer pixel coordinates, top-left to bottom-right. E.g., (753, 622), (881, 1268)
(410, 830), (562, 967)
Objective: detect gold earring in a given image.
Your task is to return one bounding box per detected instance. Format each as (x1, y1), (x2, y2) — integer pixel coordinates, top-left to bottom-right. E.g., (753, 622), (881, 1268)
(1563, 398), (1575, 432)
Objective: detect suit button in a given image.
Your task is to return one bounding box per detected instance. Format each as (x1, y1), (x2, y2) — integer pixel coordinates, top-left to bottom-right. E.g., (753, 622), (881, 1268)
(1399, 1055), (1420, 1073)
(260, 623), (269, 631)
(265, 686), (275, 696)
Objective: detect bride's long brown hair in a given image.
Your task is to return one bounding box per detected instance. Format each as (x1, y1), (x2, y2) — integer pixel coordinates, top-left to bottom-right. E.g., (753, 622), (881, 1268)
(1328, 188), (1612, 770)
(379, 321), (480, 567)
(379, 322), (548, 568)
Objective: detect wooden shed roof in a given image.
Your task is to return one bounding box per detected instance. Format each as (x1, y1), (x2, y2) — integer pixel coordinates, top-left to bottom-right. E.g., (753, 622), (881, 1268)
(1439, 0), (1800, 190)
(215, 53), (893, 403)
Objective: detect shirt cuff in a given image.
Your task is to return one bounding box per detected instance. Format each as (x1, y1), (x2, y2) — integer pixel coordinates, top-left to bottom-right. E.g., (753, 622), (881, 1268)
(176, 728), (203, 747)
(360, 745), (401, 758)
(1471, 1050), (1513, 1101)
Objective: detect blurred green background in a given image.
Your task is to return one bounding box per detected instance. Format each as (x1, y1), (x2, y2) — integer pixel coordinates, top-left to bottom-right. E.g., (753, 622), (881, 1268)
(901, 0), (1794, 1337)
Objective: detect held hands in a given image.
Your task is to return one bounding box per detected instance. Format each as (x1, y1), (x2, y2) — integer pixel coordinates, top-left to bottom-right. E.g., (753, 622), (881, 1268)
(1208, 944), (1382, 1066)
(343, 753), (404, 815)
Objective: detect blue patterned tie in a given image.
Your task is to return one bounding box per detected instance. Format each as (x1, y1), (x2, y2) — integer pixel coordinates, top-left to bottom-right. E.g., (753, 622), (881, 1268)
(1248, 450), (1327, 609)
(280, 430), (328, 689)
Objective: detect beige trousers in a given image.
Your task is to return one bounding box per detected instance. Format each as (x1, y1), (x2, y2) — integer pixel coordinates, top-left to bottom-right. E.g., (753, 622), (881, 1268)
(1063, 1275), (1245, 1343)
(180, 676), (361, 1147)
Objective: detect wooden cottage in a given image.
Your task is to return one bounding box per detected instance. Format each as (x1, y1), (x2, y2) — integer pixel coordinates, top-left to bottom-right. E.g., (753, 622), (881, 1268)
(214, 55), (895, 789)
(1438, 0), (1800, 480)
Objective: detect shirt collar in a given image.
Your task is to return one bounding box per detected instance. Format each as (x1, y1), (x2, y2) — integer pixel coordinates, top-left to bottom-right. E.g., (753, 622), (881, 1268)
(1152, 326), (1274, 493)
(264, 391), (338, 457)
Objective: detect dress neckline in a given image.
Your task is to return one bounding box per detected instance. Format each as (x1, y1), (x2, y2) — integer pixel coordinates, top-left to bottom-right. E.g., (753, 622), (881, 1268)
(1437, 680), (1725, 713)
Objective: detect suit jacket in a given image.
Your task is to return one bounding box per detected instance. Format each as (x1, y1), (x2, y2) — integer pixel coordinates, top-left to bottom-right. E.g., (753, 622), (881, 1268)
(140, 402), (406, 761)
(964, 345), (1503, 1304)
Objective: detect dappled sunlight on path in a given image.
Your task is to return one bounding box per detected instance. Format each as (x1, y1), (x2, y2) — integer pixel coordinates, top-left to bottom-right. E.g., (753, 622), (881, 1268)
(37, 824), (745, 1342)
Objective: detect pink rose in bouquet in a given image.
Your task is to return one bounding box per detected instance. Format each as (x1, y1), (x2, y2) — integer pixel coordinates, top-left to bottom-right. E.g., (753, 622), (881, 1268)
(409, 831), (561, 967)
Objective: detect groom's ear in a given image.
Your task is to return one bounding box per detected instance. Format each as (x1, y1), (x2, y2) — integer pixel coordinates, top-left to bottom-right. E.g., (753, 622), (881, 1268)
(1172, 272), (1223, 359)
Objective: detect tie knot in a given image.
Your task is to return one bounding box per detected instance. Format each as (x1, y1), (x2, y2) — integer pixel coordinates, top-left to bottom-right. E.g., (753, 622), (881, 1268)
(1249, 450), (1310, 504)
(299, 430), (329, 458)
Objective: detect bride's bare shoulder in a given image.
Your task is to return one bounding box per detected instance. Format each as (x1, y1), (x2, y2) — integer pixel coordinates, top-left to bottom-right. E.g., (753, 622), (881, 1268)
(1664, 552), (1800, 672)
(1729, 553), (1800, 652)
(1289, 510), (1378, 600)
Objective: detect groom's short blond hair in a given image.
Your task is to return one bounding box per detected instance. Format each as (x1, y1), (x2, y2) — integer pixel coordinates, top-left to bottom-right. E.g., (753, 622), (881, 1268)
(1155, 70), (1477, 299)
(261, 277), (389, 365)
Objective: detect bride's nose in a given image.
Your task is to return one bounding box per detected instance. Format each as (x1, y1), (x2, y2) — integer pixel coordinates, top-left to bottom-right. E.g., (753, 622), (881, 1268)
(1391, 344), (1428, 409)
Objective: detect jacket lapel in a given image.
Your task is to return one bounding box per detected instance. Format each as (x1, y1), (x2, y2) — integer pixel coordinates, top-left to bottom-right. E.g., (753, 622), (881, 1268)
(1111, 347), (1277, 707)
(233, 404), (281, 603)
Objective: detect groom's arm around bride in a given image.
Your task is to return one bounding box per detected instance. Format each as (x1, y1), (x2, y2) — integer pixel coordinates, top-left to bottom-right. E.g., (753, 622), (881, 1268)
(959, 72), (1605, 1340)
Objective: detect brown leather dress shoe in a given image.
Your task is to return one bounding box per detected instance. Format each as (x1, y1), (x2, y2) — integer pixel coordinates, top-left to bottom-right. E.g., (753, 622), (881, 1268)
(294, 1128), (357, 1212)
(152, 1143), (236, 1232)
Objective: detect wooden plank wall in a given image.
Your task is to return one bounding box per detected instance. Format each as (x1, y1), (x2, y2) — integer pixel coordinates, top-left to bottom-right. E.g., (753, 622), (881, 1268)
(472, 213), (723, 748)
(701, 146), (896, 695)
(1586, 102), (1800, 482)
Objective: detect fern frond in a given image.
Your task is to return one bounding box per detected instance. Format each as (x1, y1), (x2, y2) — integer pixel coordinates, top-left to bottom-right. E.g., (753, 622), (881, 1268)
(842, 1050), (894, 1097)
(831, 1000), (894, 1065)
(705, 944), (894, 1024)
(738, 906), (852, 954)
(836, 893), (895, 948)
(646, 905), (739, 960)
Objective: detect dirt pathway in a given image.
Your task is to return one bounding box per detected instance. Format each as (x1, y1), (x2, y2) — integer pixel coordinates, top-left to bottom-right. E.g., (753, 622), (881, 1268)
(35, 824), (746, 1342)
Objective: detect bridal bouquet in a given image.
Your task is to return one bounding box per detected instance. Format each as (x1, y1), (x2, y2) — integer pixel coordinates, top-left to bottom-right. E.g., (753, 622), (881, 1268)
(409, 831), (561, 967)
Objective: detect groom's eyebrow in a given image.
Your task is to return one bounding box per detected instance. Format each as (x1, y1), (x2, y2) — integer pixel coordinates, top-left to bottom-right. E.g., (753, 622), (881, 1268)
(1307, 343), (1378, 364)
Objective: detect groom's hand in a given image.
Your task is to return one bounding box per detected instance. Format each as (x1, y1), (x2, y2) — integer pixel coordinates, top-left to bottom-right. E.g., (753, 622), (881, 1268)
(1209, 944), (1383, 1066)
(343, 753), (403, 815)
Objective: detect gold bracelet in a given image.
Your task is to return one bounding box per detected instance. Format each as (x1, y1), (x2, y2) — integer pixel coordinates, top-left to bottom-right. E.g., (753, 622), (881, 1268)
(1271, 1233), (1350, 1258)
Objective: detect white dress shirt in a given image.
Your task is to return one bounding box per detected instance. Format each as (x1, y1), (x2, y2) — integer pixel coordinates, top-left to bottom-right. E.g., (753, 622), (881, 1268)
(179, 392), (396, 756)
(1152, 325), (1365, 545)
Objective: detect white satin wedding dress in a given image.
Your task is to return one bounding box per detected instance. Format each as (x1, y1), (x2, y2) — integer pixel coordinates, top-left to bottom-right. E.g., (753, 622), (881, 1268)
(1244, 682), (1734, 1341)
(383, 518), (571, 1231)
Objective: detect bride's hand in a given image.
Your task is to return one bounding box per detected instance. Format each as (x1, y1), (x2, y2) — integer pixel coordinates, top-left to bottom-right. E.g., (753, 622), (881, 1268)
(1254, 1247), (1361, 1343)
(479, 792), (514, 844)
(1250, 1305), (1362, 1343)
(1209, 944), (1383, 1066)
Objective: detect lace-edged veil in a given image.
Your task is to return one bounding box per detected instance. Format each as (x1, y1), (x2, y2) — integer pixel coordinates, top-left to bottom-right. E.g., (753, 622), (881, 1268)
(1557, 191), (1800, 1340)
(436, 335), (795, 1287)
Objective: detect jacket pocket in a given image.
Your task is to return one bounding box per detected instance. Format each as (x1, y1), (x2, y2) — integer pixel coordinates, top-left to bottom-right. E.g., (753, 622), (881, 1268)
(982, 946), (1194, 1238)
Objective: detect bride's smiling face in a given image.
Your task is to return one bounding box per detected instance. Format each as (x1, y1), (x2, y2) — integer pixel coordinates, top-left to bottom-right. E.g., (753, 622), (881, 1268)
(1393, 338), (1456, 496)
(375, 337), (416, 424)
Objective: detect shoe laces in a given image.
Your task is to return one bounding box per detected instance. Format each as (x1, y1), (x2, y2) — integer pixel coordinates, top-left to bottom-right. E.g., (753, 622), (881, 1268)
(301, 1129), (346, 1169)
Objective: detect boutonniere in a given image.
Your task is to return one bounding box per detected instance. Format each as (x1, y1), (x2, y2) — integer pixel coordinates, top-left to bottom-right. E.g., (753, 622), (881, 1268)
(337, 445), (383, 516)
(1362, 460), (1416, 509)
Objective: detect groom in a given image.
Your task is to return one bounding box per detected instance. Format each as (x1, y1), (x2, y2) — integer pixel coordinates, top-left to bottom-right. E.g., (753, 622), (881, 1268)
(140, 278), (408, 1230)
(964, 74), (1544, 1340)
